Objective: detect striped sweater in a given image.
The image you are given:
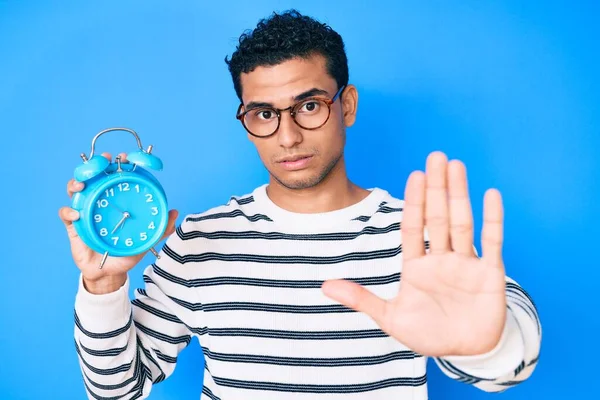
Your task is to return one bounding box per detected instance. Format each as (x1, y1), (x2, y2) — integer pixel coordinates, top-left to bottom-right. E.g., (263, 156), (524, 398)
(74, 184), (541, 399)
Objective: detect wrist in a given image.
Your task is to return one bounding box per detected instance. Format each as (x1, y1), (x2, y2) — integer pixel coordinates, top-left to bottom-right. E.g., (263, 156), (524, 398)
(436, 308), (524, 379)
(82, 274), (127, 295)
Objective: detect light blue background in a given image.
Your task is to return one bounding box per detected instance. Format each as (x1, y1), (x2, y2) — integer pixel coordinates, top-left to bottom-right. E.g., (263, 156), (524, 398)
(0, 0), (597, 399)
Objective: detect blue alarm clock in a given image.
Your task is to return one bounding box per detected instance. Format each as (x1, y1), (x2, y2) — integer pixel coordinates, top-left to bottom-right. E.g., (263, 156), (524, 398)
(71, 127), (169, 268)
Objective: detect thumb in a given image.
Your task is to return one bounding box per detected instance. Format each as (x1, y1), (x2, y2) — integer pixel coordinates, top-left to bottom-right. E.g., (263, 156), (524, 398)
(58, 206), (80, 239)
(322, 279), (391, 330)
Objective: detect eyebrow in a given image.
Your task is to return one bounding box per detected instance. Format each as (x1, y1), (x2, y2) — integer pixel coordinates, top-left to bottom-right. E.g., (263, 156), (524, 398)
(244, 87), (330, 110)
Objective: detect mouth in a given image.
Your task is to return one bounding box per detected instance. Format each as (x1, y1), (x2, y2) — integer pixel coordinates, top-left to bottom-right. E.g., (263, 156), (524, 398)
(277, 154), (313, 163)
(276, 155), (314, 171)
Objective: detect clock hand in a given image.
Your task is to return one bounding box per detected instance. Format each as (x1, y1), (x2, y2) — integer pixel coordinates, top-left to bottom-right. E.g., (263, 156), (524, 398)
(108, 202), (127, 214)
(111, 211), (131, 234)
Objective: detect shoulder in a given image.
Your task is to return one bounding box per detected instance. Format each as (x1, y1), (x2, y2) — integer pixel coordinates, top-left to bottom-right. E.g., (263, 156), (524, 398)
(362, 187), (405, 220)
(376, 188), (405, 210)
(178, 185), (269, 234)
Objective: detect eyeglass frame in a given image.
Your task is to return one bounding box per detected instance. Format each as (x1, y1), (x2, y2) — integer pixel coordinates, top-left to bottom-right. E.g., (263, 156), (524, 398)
(235, 85), (346, 138)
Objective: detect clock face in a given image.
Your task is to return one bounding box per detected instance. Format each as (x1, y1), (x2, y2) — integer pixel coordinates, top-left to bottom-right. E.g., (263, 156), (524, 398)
(90, 180), (165, 253)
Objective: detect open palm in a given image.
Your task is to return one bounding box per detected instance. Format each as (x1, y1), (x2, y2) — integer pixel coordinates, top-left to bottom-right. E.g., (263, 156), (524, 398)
(322, 151), (507, 357)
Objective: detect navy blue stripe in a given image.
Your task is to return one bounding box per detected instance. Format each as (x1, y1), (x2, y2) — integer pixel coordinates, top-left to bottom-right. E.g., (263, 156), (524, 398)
(514, 360), (526, 376)
(506, 282), (537, 309)
(497, 379), (527, 387)
(82, 363), (148, 393)
(154, 349), (178, 364)
(436, 357), (486, 383)
(167, 297), (355, 314)
(212, 375), (427, 393)
(202, 385), (222, 400)
(506, 295), (539, 333)
(136, 336), (167, 383)
(83, 378), (139, 400)
(201, 347), (419, 367)
(79, 344), (147, 392)
(84, 347), (149, 400)
(162, 244), (401, 265)
(132, 296), (183, 324)
(528, 355), (540, 366)
(178, 223), (400, 241)
(75, 340), (132, 376)
(228, 195), (254, 205)
(151, 262), (400, 289)
(204, 327), (388, 340)
(75, 311), (132, 340)
(184, 209), (273, 223)
(134, 321), (191, 346)
(80, 347), (149, 400)
(78, 340), (127, 357)
(352, 206), (404, 222)
(505, 284), (541, 333)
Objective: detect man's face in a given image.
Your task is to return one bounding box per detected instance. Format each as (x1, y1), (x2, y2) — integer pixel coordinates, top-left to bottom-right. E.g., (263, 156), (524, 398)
(239, 54), (356, 190)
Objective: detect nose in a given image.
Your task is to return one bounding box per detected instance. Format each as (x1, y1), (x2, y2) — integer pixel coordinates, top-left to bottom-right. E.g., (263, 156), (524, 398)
(277, 110), (303, 148)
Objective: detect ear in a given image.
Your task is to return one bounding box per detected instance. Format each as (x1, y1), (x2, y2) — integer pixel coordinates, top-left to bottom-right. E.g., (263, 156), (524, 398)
(341, 84), (358, 127)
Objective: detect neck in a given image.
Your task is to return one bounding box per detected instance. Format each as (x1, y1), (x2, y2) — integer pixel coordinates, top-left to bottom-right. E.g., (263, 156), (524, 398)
(266, 157), (370, 214)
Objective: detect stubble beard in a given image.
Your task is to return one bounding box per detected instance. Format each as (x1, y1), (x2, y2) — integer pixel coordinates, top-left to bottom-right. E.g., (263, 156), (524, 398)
(270, 151), (343, 190)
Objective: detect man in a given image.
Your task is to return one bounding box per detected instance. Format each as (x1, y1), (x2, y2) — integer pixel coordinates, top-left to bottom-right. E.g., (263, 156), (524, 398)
(60, 9), (541, 400)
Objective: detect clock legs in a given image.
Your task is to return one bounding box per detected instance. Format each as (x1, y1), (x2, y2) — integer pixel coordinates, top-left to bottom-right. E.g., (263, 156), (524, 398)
(150, 248), (161, 259)
(99, 251), (109, 269)
(98, 248), (159, 269)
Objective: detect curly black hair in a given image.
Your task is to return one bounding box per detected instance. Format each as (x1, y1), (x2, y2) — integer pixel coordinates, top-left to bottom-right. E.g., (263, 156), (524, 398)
(225, 9), (349, 101)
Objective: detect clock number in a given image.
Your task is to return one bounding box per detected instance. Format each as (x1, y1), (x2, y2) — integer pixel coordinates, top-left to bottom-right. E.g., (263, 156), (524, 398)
(97, 199), (109, 208)
(148, 221), (155, 230)
(151, 207), (158, 215)
(145, 194), (153, 202)
(100, 228), (108, 236)
(94, 214), (102, 223)
(140, 232), (148, 241)
(105, 188), (114, 197)
(135, 184), (140, 193)
(125, 238), (133, 247)
(118, 183), (130, 192)
(112, 237), (119, 245)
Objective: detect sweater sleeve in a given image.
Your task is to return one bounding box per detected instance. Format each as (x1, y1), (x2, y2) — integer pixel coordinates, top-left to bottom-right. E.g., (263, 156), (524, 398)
(73, 224), (199, 400)
(433, 275), (542, 392)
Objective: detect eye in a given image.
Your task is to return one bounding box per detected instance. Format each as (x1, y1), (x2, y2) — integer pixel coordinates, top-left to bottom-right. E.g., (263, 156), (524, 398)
(253, 108), (277, 121)
(298, 100), (321, 113)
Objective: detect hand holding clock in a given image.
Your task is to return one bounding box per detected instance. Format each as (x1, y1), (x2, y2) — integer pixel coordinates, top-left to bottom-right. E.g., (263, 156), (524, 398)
(59, 153), (179, 295)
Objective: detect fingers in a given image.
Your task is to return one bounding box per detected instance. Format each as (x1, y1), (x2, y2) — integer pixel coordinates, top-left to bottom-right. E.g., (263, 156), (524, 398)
(322, 280), (391, 331)
(425, 152), (450, 254)
(67, 152), (127, 197)
(67, 179), (85, 198)
(447, 160), (475, 256)
(481, 188), (504, 265)
(402, 171), (426, 261)
(59, 206), (79, 225)
(114, 152), (129, 163)
(406, 152), (501, 262)
(99, 151), (129, 163)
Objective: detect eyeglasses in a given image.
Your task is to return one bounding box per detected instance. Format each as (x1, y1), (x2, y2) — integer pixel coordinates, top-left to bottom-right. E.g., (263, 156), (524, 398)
(236, 85), (346, 138)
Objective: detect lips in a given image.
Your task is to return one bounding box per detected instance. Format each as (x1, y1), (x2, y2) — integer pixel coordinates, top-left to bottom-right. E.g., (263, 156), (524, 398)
(277, 154), (313, 163)
(277, 155), (314, 171)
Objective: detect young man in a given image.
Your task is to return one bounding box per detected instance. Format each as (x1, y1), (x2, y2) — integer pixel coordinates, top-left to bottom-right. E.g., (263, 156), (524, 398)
(60, 9), (541, 400)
